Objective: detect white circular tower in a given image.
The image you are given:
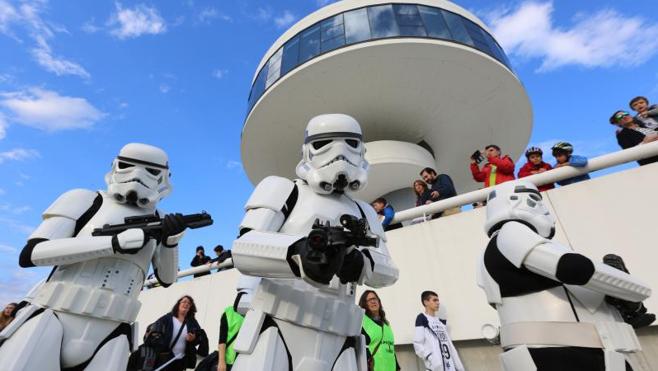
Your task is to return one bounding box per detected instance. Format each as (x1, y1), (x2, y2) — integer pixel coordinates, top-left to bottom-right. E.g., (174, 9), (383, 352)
(242, 0), (531, 206)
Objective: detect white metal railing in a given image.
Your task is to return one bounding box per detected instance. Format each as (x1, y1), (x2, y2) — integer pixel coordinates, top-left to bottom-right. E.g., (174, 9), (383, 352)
(391, 141), (658, 224)
(143, 259), (234, 288)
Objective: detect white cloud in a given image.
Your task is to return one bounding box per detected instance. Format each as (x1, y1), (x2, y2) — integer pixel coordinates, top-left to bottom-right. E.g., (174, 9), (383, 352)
(0, 267), (41, 305)
(197, 7), (231, 24)
(0, 148), (39, 164)
(316, 0), (336, 7)
(81, 18), (101, 34)
(31, 38), (90, 79)
(0, 88), (105, 131)
(0, 0), (19, 37)
(0, 217), (34, 235)
(274, 10), (296, 29)
(487, 1), (658, 71)
(0, 188), (5, 195)
(226, 160), (242, 170)
(0, 73), (13, 84)
(0, 244), (16, 254)
(212, 68), (228, 79)
(254, 7), (272, 22)
(0, 1), (90, 78)
(159, 84), (170, 93)
(108, 3), (167, 39)
(0, 112), (7, 139)
(0, 202), (31, 214)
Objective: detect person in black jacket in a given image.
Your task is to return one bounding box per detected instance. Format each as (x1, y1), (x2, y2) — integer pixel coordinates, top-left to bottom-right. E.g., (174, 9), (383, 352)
(151, 295), (208, 371)
(420, 167), (459, 218)
(610, 110), (658, 166)
(191, 246), (212, 278)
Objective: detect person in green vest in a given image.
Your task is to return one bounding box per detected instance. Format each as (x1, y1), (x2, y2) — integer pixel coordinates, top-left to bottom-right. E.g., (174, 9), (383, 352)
(359, 290), (400, 371)
(218, 293), (246, 371)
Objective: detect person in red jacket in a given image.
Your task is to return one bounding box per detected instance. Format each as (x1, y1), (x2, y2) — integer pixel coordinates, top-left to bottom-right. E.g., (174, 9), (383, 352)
(517, 147), (554, 192)
(470, 144), (515, 188)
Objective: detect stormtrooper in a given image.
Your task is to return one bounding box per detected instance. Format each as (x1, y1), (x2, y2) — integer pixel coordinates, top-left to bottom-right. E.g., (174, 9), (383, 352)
(0, 143), (188, 371)
(230, 114), (399, 371)
(477, 180), (652, 371)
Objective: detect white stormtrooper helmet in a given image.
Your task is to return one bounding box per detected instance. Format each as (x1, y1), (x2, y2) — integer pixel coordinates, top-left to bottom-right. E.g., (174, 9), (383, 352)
(484, 180), (556, 238)
(295, 114), (369, 194)
(105, 143), (172, 209)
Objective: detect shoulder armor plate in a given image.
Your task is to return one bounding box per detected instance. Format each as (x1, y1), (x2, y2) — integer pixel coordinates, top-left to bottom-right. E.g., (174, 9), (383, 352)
(245, 176), (296, 212)
(43, 189), (99, 220)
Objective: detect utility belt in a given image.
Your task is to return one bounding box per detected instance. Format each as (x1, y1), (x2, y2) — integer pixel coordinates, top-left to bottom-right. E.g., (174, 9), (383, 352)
(253, 278), (363, 336)
(33, 281), (141, 322)
(500, 321), (641, 352)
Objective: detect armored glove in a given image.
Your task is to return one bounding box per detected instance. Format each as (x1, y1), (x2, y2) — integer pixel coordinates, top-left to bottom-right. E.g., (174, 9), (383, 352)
(161, 213), (187, 247)
(337, 248), (364, 284)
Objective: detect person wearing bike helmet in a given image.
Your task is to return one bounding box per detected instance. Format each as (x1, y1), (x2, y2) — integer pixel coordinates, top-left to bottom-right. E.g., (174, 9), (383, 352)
(551, 142), (590, 186)
(517, 147), (554, 191)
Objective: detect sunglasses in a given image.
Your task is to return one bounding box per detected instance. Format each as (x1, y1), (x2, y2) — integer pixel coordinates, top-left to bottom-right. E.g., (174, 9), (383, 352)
(614, 112), (630, 122)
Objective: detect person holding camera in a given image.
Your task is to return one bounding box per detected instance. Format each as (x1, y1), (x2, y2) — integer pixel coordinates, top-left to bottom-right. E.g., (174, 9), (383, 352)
(191, 246), (212, 278)
(469, 144), (515, 188)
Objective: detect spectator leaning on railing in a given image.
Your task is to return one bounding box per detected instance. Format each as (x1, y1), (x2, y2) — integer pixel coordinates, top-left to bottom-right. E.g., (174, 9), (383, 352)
(630, 96), (658, 130)
(551, 142), (590, 186)
(469, 144), (515, 188)
(610, 110), (658, 166)
(372, 197), (402, 231)
(420, 167), (459, 218)
(413, 180), (432, 207)
(517, 147), (554, 192)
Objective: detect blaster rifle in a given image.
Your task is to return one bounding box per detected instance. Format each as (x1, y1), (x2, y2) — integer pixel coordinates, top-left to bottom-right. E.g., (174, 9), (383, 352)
(306, 214), (377, 264)
(92, 212), (213, 241)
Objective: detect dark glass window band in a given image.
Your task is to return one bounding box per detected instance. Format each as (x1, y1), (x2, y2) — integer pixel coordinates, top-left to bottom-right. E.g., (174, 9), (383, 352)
(246, 3), (512, 116)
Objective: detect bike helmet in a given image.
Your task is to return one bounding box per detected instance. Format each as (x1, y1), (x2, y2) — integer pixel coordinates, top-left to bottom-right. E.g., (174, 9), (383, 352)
(525, 146), (543, 158)
(551, 142), (573, 155)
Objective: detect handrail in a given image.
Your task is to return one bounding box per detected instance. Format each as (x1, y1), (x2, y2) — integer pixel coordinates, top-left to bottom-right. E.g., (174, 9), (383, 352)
(143, 259), (234, 288)
(391, 141), (658, 224)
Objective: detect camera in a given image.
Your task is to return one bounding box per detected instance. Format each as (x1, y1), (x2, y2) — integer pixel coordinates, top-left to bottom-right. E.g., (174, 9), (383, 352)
(471, 150), (484, 164)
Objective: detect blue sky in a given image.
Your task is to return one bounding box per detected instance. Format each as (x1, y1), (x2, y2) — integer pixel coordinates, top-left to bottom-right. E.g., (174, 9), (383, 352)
(0, 0), (657, 304)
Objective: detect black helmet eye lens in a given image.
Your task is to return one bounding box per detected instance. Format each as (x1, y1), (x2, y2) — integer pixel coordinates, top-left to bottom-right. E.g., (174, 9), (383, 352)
(118, 161), (134, 169)
(312, 139), (332, 150)
(529, 194), (541, 201)
(146, 168), (161, 176)
(345, 139), (359, 148)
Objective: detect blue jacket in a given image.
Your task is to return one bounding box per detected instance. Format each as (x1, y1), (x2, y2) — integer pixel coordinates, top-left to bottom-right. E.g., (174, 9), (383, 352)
(556, 155), (590, 186)
(381, 204), (395, 228)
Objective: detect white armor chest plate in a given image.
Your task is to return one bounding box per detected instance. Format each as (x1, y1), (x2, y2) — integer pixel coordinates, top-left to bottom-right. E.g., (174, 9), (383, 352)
(279, 182), (363, 235)
(33, 192), (155, 322)
(254, 183), (367, 336)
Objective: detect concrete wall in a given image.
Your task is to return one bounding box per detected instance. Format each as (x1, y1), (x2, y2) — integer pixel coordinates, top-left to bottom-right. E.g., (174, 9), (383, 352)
(137, 163), (658, 369)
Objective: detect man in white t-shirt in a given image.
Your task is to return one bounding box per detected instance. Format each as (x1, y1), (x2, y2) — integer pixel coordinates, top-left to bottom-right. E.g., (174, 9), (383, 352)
(413, 291), (464, 371)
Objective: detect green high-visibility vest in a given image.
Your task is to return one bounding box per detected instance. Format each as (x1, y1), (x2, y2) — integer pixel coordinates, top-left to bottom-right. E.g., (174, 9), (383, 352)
(223, 306), (244, 365)
(362, 315), (397, 371)
(488, 164), (498, 186)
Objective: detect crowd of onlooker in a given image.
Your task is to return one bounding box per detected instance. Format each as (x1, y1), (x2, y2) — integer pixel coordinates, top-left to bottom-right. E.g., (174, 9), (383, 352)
(610, 96), (658, 166)
(122, 288), (462, 371)
(369, 95), (658, 228)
